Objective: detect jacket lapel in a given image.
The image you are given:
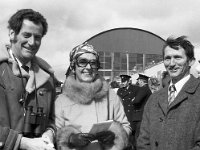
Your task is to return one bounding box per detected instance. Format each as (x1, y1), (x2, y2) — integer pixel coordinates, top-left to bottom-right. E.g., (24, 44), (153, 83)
(25, 62), (50, 93)
(168, 76), (200, 109)
(158, 87), (169, 115)
(25, 56), (55, 93)
(0, 44), (54, 94)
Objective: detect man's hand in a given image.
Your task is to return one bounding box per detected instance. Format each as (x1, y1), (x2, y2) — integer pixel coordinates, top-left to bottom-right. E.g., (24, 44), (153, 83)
(41, 135), (54, 148)
(42, 130), (55, 148)
(20, 137), (55, 150)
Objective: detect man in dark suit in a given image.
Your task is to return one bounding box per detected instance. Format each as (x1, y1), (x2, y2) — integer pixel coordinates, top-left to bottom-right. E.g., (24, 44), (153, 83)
(137, 36), (200, 150)
(132, 74), (152, 148)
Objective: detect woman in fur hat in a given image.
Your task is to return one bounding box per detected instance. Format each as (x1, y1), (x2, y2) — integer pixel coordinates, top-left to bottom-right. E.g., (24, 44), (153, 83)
(55, 43), (131, 150)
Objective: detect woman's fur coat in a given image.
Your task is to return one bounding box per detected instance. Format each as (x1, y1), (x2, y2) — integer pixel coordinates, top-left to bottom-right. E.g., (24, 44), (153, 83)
(56, 74), (131, 150)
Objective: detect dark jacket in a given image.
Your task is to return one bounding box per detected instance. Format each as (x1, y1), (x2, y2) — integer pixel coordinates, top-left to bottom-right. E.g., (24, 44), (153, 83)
(0, 45), (56, 150)
(137, 75), (200, 150)
(132, 84), (152, 121)
(117, 84), (139, 122)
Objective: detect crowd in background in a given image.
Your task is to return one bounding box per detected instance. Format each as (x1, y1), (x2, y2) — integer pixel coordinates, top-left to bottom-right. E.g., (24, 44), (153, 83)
(110, 74), (162, 94)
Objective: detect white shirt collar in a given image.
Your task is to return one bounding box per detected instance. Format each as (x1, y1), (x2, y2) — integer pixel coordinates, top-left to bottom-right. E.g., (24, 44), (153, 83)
(169, 74), (190, 97)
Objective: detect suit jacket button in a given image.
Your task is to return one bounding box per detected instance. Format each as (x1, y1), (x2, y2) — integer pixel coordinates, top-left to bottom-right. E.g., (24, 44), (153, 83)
(155, 141), (158, 146)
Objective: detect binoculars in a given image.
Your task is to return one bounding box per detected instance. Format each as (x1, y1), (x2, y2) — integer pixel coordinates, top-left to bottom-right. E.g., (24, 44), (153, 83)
(23, 106), (46, 137)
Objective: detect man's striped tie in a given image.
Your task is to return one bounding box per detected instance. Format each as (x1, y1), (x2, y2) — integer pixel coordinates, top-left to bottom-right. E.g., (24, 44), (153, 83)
(168, 84), (176, 105)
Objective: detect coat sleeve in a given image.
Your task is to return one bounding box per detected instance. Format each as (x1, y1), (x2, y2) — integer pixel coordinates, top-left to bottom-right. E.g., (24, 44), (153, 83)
(0, 80), (22, 150)
(54, 95), (65, 129)
(132, 86), (148, 105)
(55, 95), (82, 150)
(0, 127), (22, 150)
(109, 89), (131, 150)
(136, 95), (151, 150)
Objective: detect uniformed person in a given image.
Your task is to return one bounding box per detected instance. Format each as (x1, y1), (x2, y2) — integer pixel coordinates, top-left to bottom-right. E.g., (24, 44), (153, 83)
(132, 74), (152, 148)
(117, 75), (139, 130)
(117, 75), (139, 150)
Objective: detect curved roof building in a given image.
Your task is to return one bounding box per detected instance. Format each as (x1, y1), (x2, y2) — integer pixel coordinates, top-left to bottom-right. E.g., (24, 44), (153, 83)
(85, 27), (165, 80)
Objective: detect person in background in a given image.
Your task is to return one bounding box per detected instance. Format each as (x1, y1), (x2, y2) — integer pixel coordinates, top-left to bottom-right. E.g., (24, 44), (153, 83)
(55, 43), (131, 150)
(117, 75), (139, 131)
(117, 74), (140, 150)
(132, 74), (152, 149)
(137, 36), (200, 150)
(148, 77), (161, 93)
(0, 9), (56, 150)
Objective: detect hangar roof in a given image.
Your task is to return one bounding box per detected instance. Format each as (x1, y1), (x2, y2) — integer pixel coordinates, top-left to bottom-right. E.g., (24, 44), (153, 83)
(86, 28), (165, 55)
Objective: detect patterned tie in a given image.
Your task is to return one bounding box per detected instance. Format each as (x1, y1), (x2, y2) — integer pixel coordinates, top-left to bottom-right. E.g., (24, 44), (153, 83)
(168, 84), (176, 105)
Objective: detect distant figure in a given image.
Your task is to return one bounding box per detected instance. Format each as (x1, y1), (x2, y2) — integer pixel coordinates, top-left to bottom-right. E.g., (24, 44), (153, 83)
(117, 74), (139, 150)
(149, 77), (161, 93)
(137, 36), (200, 150)
(117, 75), (139, 129)
(132, 74), (152, 148)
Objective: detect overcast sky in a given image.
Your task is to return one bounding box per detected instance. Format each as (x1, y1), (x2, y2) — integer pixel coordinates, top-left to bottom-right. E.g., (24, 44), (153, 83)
(0, 0), (200, 80)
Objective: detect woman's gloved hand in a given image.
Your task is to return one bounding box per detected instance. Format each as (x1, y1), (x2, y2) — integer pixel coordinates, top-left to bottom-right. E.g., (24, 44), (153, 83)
(68, 133), (95, 148)
(95, 131), (115, 146)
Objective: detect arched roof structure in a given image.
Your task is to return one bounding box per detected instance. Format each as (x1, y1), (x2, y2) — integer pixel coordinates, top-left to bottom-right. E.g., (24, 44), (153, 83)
(85, 27), (165, 54)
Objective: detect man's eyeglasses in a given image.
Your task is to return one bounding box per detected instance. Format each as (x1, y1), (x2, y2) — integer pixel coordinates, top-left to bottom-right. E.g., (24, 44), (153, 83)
(76, 58), (99, 69)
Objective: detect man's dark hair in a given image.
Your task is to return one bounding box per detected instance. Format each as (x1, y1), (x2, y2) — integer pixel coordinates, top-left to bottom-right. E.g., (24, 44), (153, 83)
(8, 9), (48, 36)
(162, 36), (194, 60)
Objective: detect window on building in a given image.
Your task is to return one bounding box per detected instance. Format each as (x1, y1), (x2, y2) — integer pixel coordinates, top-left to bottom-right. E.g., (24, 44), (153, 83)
(105, 71), (111, 76)
(146, 54), (162, 68)
(129, 53), (137, 71)
(120, 53), (127, 71)
(99, 51), (112, 70)
(137, 54), (143, 64)
(114, 52), (120, 71)
(105, 57), (111, 69)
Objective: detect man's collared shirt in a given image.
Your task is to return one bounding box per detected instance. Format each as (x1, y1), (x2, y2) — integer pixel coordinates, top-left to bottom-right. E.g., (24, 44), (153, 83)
(168, 74), (190, 99)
